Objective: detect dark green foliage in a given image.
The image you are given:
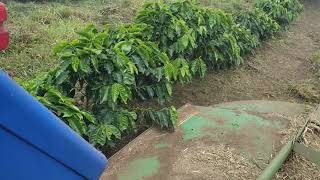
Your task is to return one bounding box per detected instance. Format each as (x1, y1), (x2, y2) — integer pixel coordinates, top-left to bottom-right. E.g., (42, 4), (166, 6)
(50, 23), (182, 146)
(16, 75), (95, 137)
(235, 8), (280, 40)
(136, 0), (258, 69)
(256, 0), (303, 27)
(138, 106), (178, 130)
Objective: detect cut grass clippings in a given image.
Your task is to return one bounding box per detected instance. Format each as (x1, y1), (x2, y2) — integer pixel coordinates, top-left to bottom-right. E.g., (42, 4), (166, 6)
(289, 80), (320, 104)
(171, 144), (261, 179)
(275, 121), (320, 180)
(275, 106), (320, 180)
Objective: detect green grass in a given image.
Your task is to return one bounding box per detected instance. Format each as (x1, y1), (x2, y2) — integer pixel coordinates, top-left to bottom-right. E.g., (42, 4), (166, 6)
(289, 50), (320, 104)
(0, 0), (146, 78)
(1, 1), (97, 78)
(0, 0), (254, 79)
(199, 0), (254, 12)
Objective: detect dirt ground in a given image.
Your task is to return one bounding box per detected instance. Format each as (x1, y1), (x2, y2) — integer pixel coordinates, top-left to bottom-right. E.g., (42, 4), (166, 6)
(168, 0), (320, 108)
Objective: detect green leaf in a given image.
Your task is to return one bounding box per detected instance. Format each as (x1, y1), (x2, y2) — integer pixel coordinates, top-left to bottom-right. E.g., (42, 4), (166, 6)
(59, 51), (74, 58)
(82, 112), (95, 123)
(121, 44), (132, 54)
(107, 125), (121, 139)
(123, 70), (135, 85)
(169, 106), (178, 128)
(111, 83), (121, 103)
(191, 58), (207, 78)
(127, 62), (138, 74)
(100, 86), (111, 104)
(91, 58), (99, 72)
(55, 70), (69, 85)
(165, 82), (172, 96)
(121, 89), (130, 104)
(79, 60), (90, 73)
(180, 34), (189, 48)
(62, 110), (75, 118)
(119, 114), (129, 132)
(67, 115), (87, 136)
(164, 63), (175, 81)
(88, 124), (107, 146)
(53, 40), (69, 54)
(71, 56), (80, 72)
(129, 111), (137, 120)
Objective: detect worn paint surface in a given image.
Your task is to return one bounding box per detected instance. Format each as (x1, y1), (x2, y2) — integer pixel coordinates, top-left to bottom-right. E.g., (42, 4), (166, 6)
(181, 107), (284, 141)
(213, 101), (308, 116)
(118, 157), (160, 180)
(154, 143), (169, 149)
(101, 101), (308, 180)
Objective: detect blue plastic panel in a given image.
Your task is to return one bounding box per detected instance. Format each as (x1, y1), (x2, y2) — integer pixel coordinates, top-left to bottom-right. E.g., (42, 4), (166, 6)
(0, 71), (107, 180)
(0, 126), (83, 180)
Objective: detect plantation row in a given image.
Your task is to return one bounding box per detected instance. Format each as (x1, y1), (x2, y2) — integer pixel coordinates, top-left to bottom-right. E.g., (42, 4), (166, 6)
(19, 0), (303, 149)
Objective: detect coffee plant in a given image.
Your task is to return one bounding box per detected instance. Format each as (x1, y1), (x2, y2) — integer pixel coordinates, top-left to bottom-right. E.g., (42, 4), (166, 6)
(235, 8), (280, 40)
(256, 0), (303, 27)
(51, 23), (181, 146)
(136, 0), (258, 69)
(16, 74), (96, 137)
(18, 0), (304, 150)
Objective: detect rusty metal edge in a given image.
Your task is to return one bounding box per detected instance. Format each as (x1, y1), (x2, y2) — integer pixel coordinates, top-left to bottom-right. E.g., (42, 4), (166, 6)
(293, 142), (320, 167)
(257, 105), (320, 180)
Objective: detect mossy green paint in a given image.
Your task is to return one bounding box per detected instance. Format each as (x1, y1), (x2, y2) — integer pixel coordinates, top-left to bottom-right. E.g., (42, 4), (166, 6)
(214, 101), (306, 116)
(181, 107), (284, 141)
(118, 156), (160, 180)
(154, 143), (169, 149)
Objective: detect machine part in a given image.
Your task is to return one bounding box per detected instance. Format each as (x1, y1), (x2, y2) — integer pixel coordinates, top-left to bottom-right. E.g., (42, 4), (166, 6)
(102, 101), (309, 180)
(0, 71), (107, 180)
(293, 142), (320, 166)
(0, 2), (8, 50)
(257, 105), (319, 180)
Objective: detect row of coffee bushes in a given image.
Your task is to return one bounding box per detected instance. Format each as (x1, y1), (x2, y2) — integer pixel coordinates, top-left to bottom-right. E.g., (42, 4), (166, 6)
(19, 0), (303, 149)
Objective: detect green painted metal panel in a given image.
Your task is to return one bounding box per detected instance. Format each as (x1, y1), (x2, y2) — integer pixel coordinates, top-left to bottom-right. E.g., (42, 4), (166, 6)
(118, 157), (160, 180)
(294, 143), (320, 167)
(154, 143), (169, 149)
(101, 101), (308, 180)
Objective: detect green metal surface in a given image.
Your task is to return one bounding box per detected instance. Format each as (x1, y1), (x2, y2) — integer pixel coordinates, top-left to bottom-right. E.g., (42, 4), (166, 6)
(294, 143), (320, 167)
(257, 139), (295, 180)
(213, 101), (308, 116)
(258, 105), (319, 180)
(181, 107), (283, 142)
(118, 157), (160, 180)
(154, 143), (169, 149)
(101, 101), (308, 180)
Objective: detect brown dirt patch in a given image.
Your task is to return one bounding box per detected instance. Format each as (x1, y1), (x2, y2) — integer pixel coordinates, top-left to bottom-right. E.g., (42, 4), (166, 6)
(275, 153), (320, 180)
(170, 144), (261, 180)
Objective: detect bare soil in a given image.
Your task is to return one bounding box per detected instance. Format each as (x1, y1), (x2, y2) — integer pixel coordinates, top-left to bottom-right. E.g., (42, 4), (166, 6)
(170, 144), (261, 180)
